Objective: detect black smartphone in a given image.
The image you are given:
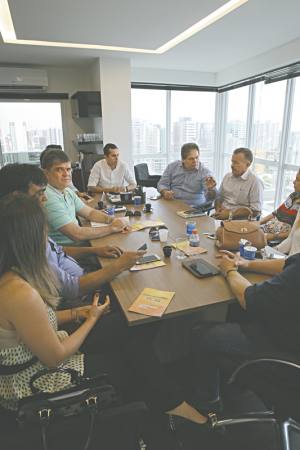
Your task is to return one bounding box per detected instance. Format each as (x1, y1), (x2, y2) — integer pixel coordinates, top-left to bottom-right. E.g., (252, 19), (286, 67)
(191, 262), (213, 276)
(138, 243), (147, 251)
(136, 254), (160, 265)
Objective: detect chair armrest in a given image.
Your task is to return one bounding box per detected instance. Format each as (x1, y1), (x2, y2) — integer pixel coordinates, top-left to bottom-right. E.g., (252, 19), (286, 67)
(229, 353), (300, 385)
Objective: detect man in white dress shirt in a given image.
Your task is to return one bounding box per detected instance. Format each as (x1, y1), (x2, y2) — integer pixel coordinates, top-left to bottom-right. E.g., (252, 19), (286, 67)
(214, 147), (264, 219)
(88, 143), (136, 194)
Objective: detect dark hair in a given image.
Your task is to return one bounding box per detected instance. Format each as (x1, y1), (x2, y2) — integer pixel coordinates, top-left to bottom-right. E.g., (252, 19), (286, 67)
(41, 149), (70, 170)
(233, 147), (253, 164)
(0, 164), (47, 198)
(0, 193), (58, 305)
(181, 143), (199, 160)
(103, 143), (118, 157)
(40, 144), (63, 166)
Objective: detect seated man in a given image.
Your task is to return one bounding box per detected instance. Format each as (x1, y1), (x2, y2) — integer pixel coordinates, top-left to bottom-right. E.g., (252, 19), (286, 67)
(41, 144), (92, 201)
(193, 249), (300, 404)
(0, 163), (143, 306)
(214, 147), (264, 219)
(88, 143), (136, 194)
(157, 142), (217, 206)
(260, 169), (300, 242)
(41, 149), (129, 245)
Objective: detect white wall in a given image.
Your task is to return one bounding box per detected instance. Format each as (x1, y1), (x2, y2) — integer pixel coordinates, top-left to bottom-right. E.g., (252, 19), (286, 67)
(216, 37), (300, 86)
(41, 65), (93, 161)
(131, 67), (217, 86)
(99, 57), (132, 165)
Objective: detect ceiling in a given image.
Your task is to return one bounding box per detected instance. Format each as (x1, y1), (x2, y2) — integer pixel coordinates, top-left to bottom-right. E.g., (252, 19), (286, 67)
(0, 0), (300, 73)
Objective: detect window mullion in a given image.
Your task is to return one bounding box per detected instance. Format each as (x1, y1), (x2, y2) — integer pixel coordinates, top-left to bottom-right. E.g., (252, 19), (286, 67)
(214, 91), (227, 183)
(165, 90), (171, 164)
(246, 83), (255, 149)
(275, 79), (295, 205)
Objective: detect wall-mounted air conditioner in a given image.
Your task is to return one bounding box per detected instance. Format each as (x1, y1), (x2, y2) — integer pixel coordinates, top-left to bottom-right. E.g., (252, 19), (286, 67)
(0, 67), (48, 91)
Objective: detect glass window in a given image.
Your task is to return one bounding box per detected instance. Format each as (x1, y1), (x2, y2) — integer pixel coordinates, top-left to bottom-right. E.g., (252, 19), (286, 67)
(0, 101), (63, 166)
(131, 89), (166, 174)
(252, 81), (286, 162)
(253, 161), (278, 212)
(286, 78), (300, 166)
(170, 91), (216, 170)
(281, 169), (298, 203)
(225, 86), (248, 152)
(222, 85), (249, 177)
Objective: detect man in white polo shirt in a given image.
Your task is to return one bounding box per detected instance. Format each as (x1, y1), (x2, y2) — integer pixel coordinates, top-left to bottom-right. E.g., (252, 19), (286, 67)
(214, 147), (264, 219)
(88, 143), (136, 194)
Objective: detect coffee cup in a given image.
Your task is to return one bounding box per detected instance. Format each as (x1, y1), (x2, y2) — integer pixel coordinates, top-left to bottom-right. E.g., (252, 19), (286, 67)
(243, 245), (257, 260)
(133, 196), (142, 206)
(163, 245), (172, 257)
(144, 203), (152, 213)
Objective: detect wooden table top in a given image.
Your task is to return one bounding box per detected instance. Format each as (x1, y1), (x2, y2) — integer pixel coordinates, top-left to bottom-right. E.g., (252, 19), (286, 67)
(90, 195), (269, 326)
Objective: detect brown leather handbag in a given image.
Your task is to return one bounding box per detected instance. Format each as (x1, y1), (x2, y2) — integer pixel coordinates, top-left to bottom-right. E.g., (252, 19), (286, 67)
(215, 219), (266, 251)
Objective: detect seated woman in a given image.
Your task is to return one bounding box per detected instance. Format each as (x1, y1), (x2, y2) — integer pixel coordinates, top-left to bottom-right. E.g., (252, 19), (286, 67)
(276, 208), (300, 256)
(0, 194), (209, 444)
(260, 169), (300, 242)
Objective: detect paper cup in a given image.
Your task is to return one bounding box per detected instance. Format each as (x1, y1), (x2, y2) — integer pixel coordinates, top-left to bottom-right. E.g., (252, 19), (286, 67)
(158, 228), (168, 242)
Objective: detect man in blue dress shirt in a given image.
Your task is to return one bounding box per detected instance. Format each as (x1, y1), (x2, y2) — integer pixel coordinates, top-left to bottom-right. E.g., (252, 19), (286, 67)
(157, 142), (217, 206)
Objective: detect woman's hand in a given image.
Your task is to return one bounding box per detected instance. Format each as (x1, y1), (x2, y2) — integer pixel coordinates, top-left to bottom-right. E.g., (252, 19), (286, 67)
(77, 293), (110, 322)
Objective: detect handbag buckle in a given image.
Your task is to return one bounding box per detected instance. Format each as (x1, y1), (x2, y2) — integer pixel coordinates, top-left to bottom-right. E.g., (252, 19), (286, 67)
(85, 396), (98, 407)
(38, 408), (52, 420)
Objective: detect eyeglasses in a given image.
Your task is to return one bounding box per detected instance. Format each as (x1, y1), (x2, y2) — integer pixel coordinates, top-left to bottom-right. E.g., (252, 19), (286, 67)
(34, 187), (47, 198)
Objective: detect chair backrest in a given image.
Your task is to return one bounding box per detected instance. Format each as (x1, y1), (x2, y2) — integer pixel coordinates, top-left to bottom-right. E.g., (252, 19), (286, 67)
(134, 164), (161, 188)
(134, 164), (150, 184)
(81, 154), (105, 191)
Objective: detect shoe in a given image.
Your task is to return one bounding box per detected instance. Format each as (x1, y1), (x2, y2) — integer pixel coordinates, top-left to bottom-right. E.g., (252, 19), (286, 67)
(167, 411), (218, 433)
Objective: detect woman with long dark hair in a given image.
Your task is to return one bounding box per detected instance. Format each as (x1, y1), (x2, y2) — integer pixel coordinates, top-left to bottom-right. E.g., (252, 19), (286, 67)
(0, 193), (210, 448)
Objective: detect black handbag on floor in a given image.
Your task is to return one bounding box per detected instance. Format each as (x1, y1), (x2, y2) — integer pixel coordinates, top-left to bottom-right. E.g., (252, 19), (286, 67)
(17, 367), (118, 450)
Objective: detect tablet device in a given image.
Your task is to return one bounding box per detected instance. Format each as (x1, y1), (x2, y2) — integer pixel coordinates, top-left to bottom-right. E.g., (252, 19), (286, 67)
(182, 258), (219, 278)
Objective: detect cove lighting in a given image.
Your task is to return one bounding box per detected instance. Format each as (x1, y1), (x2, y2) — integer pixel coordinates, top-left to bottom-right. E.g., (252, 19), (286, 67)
(0, 0), (248, 54)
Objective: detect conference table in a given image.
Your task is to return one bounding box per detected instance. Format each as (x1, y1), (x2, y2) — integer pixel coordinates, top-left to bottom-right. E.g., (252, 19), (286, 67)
(90, 195), (269, 327)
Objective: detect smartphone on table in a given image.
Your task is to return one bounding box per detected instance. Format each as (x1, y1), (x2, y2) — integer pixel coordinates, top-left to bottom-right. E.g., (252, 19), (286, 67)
(136, 254), (160, 265)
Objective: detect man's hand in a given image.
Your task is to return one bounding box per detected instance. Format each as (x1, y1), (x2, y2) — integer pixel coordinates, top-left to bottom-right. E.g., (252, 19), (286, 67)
(216, 250), (249, 271)
(93, 245), (123, 258)
(77, 192), (93, 201)
(162, 190), (174, 200)
(204, 176), (217, 190)
(212, 208), (230, 220)
(110, 217), (130, 233)
(118, 250), (146, 270)
(111, 186), (123, 193)
(217, 254), (237, 276)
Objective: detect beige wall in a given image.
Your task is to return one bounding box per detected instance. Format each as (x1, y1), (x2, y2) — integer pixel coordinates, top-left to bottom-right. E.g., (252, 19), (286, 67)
(41, 65), (94, 161)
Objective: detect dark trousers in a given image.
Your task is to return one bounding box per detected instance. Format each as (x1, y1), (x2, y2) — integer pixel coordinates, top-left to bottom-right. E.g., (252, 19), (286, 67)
(81, 311), (186, 413)
(192, 321), (276, 401)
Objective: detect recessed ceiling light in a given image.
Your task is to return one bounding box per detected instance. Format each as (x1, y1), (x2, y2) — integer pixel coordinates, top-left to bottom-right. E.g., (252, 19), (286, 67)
(0, 0), (248, 54)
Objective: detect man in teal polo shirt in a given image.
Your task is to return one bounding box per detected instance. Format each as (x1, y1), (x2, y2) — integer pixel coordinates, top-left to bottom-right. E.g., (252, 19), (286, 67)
(42, 150), (128, 246)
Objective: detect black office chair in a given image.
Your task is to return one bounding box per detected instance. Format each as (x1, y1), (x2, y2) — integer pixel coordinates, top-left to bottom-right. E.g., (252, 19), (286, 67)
(210, 353), (300, 450)
(134, 164), (161, 189)
(81, 153), (105, 191)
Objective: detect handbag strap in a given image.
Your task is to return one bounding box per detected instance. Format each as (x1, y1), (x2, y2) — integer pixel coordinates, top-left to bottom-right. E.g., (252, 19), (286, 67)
(0, 356), (38, 375)
(29, 367), (82, 394)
